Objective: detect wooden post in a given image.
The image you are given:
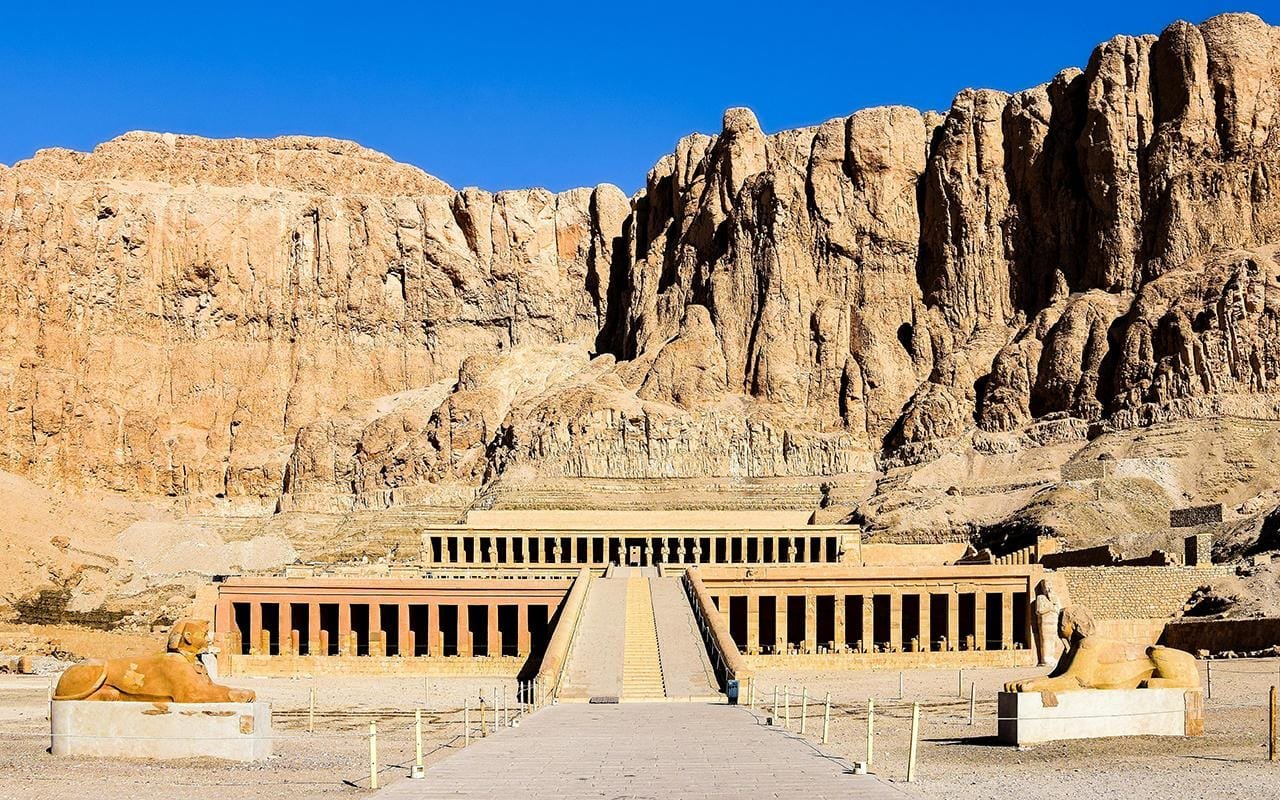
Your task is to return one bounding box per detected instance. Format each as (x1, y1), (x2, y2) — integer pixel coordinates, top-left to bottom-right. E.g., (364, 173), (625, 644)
(308, 684), (315, 734)
(503, 685), (508, 728)
(480, 699), (487, 738)
(773, 685), (779, 720)
(958, 668), (964, 698)
(822, 692), (831, 745)
(906, 702), (920, 782)
(415, 708), (423, 769)
(867, 698), (875, 770)
(801, 687), (808, 735)
(464, 699), (471, 747)
(1207, 659), (1213, 700)
(898, 670), (904, 700)
(492, 687), (498, 733)
(1270, 685), (1277, 763)
(369, 721), (379, 790)
(424, 677), (430, 708)
(969, 681), (976, 726)
(784, 687), (791, 729)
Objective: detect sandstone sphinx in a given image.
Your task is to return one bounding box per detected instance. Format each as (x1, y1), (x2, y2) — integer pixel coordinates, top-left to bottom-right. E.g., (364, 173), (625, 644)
(54, 619), (254, 703)
(1004, 606), (1200, 693)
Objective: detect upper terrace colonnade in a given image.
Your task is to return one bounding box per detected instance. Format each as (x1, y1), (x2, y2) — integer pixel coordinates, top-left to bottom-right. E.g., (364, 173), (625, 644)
(419, 508), (862, 569)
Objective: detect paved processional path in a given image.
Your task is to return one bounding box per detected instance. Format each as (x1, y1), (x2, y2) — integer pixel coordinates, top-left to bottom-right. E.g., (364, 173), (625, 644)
(376, 703), (904, 800)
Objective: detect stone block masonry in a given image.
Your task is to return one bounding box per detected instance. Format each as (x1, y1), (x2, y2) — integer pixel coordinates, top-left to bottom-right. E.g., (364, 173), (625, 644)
(1057, 566), (1232, 620)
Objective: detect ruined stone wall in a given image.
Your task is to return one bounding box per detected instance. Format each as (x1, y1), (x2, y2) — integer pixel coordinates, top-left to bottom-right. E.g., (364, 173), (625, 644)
(1162, 617), (1280, 653)
(1057, 566), (1232, 619)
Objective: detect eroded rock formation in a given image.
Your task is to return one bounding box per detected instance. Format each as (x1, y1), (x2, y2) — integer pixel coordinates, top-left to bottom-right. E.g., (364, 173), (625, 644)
(3, 13), (1280, 510)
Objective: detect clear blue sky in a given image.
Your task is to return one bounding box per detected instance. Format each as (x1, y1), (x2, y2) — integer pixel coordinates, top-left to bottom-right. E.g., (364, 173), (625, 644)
(2, 1), (1273, 192)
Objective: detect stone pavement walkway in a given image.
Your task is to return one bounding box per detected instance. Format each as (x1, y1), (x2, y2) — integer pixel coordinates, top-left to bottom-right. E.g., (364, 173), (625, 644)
(376, 702), (906, 799)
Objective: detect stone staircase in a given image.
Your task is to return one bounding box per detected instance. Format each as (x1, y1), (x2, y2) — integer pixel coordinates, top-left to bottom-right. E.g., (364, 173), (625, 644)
(621, 574), (666, 701)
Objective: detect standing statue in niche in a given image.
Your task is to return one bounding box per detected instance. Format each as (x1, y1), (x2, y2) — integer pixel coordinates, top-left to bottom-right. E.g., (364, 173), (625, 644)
(1031, 580), (1064, 667)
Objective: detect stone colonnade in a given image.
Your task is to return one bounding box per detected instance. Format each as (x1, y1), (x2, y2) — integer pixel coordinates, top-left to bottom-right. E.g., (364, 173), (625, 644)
(420, 527), (858, 568)
(699, 565), (1039, 656)
(213, 577), (571, 660)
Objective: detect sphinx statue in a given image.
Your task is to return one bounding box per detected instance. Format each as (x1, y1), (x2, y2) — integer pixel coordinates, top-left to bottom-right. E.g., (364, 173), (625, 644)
(54, 618), (256, 703)
(1005, 605), (1200, 693)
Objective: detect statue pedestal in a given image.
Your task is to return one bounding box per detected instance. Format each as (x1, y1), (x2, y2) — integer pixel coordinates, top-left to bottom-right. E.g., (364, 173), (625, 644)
(51, 701), (272, 761)
(998, 689), (1203, 746)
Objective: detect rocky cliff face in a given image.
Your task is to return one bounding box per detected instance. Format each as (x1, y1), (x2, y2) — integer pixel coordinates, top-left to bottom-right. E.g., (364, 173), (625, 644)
(3, 13), (1280, 510)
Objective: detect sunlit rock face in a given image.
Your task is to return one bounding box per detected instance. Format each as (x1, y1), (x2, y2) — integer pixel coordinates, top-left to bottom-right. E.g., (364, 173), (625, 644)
(3, 13), (1280, 509)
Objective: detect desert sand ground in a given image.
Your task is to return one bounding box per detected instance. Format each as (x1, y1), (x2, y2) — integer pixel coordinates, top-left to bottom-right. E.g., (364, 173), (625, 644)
(1, 659), (1277, 799)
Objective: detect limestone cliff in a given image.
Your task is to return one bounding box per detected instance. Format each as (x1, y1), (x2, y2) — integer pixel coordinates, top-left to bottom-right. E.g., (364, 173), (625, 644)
(3, 13), (1280, 513)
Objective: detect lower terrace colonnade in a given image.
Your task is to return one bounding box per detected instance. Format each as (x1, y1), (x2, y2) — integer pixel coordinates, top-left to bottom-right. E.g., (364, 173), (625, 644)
(696, 564), (1039, 659)
(212, 576), (572, 672)
(418, 526), (860, 568)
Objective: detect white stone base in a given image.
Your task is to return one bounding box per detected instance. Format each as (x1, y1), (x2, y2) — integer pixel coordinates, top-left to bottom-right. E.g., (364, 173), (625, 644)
(51, 701), (272, 761)
(998, 689), (1204, 746)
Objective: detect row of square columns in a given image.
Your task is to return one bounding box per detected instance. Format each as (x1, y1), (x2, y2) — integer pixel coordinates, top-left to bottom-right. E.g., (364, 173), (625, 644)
(231, 598), (541, 658)
(422, 533), (843, 566)
(717, 589), (1026, 655)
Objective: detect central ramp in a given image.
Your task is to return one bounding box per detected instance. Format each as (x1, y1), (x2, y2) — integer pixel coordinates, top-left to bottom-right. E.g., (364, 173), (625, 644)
(376, 703), (900, 800)
(558, 568), (721, 702)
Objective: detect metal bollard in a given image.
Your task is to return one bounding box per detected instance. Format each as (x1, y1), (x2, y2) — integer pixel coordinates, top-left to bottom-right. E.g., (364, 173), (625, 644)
(1206, 659), (1213, 700)
(958, 668), (964, 698)
(800, 688), (808, 735)
(369, 721), (379, 790)
(773, 686), (779, 720)
(424, 676), (430, 708)
(415, 708), (424, 772)
(464, 699), (471, 747)
(784, 687), (791, 729)
(821, 692), (831, 745)
(1270, 685), (1277, 762)
(906, 702), (920, 782)
(866, 698), (874, 770)
(503, 685), (508, 728)
(969, 681), (976, 726)
(898, 671), (904, 700)
(492, 687), (499, 733)
(308, 684), (316, 734)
